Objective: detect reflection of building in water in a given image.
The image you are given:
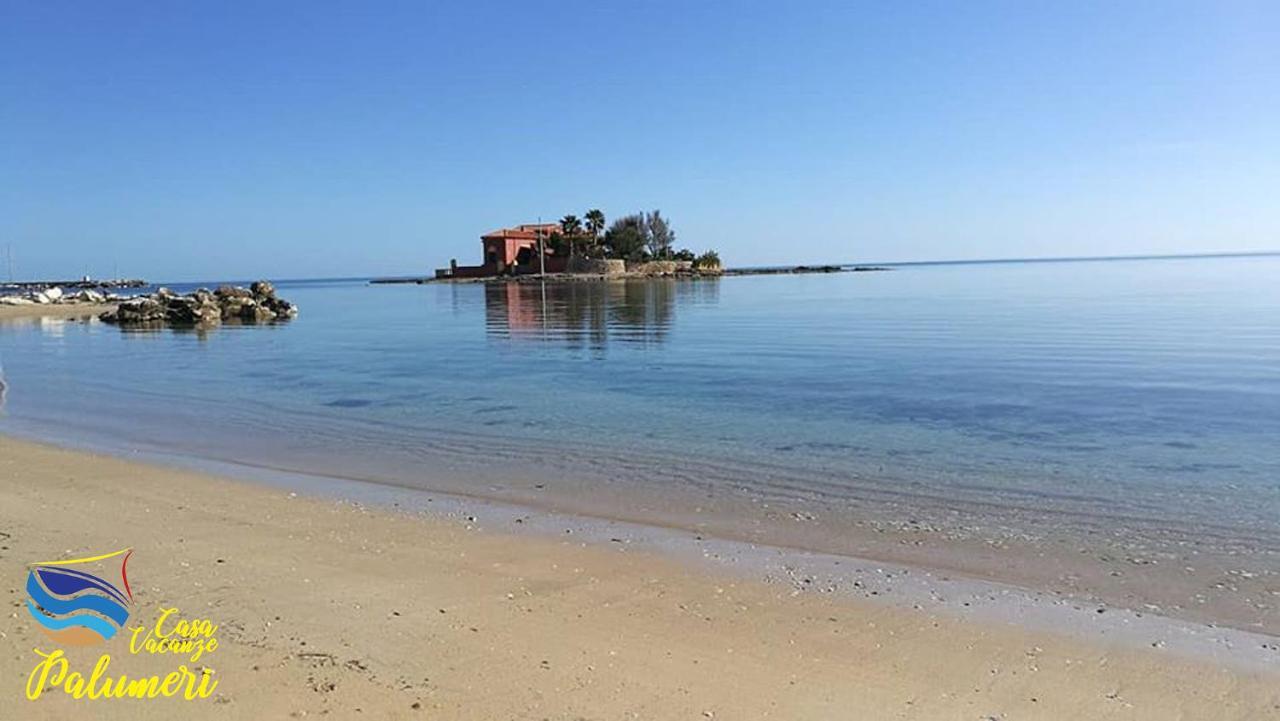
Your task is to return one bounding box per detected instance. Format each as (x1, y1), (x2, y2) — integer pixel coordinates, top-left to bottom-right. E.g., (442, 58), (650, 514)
(487, 281), (544, 332)
(482, 279), (719, 351)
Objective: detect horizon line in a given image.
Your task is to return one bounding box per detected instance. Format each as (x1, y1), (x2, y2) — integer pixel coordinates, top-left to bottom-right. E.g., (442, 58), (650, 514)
(853, 249), (1280, 269)
(171, 249), (1280, 283)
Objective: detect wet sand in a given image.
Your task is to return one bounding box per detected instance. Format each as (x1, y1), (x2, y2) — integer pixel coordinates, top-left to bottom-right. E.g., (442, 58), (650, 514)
(2, 435), (1277, 719)
(89, 432), (1274, 640)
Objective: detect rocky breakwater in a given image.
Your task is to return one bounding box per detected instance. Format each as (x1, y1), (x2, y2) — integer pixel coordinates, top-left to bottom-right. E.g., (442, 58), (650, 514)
(0, 286), (113, 306)
(100, 281), (298, 327)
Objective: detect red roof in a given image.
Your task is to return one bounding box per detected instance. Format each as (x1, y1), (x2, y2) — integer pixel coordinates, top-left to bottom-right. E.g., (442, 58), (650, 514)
(481, 223), (560, 241)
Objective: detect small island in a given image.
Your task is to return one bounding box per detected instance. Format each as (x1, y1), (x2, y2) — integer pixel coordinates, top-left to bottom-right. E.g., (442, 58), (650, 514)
(423, 209), (722, 282)
(370, 209), (890, 285)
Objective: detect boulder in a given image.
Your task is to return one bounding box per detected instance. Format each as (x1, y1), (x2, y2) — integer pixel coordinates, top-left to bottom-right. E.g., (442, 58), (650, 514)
(215, 285), (253, 300)
(263, 296), (298, 318)
(244, 305), (276, 323)
(250, 280), (276, 299)
(163, 295), (221, 325)
(111, 297), (166, 323)
(72, 289), (106, 303)
(227, 298), (274, 323)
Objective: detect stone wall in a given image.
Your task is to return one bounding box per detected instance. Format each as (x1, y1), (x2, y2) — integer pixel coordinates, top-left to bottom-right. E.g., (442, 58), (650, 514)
(567, 257), (626, 275)
(627, 260), (695, 275)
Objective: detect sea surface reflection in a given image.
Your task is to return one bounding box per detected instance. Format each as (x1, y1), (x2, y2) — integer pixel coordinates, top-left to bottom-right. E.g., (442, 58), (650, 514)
(481, 278), (720, 350)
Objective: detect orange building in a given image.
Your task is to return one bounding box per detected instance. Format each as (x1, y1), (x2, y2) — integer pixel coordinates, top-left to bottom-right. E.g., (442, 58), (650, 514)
(444, 223), (563, 278)
(481, 223), (560, 268)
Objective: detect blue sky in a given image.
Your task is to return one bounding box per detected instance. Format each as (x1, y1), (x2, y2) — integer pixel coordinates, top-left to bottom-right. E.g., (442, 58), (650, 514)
(2, 1), (1277, 281)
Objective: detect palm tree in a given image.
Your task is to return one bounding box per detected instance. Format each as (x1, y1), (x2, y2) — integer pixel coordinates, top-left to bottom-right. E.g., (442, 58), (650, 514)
(560, 214), (582, 236)
(584, 209), (605, 258)
(560, 215), (583, 258)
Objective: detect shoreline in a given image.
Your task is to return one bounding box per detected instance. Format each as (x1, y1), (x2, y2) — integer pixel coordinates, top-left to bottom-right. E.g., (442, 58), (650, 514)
(131, 437), (1280, 672)
(5, 410), (1276, 642)
(5, 430), (1278, 669)
(1, 433), (1276, 719)
(0, 302), (116, 322)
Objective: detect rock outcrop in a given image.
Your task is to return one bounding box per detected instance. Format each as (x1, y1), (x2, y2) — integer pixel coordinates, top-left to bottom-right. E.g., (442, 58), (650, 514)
(99, 281), (298, 327)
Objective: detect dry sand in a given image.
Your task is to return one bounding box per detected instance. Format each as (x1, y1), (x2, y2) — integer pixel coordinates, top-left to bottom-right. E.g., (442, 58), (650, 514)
(1, 436), (1277, 719)
(0, 302), (115, 323)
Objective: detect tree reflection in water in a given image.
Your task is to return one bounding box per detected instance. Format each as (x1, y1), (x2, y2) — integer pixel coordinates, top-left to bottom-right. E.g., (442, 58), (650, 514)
(482, 279), (719, 352)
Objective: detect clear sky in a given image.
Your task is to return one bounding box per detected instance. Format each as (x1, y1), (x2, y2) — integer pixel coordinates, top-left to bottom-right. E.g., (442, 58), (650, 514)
(2, 1), (1277, 281)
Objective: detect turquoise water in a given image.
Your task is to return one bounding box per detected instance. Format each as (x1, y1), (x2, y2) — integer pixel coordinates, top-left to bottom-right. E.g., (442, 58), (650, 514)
(2, 256), (1279, 550)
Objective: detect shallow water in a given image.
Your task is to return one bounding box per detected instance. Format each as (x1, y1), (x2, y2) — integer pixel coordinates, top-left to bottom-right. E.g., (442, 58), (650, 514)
(3, 257), (1279, 625)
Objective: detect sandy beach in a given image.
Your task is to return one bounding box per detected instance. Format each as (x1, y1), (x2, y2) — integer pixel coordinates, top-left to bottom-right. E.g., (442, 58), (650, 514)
(2, 435), (1276, 719)
(0, 302), (115, 323)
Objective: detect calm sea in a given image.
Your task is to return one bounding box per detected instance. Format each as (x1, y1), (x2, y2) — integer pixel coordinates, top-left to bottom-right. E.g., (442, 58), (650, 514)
(3, 256), (1279, 558)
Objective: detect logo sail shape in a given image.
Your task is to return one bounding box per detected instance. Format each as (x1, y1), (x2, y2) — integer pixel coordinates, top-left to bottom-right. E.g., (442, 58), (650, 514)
(26, 549), (133, 647)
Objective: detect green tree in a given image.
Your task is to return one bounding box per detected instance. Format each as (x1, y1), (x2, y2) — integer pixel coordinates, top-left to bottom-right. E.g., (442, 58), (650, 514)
(560, 214), (583, 237)
(603, 214), (649, 262)
(559, 215), (584, 258)
(694, 250), (721, 269)
(584, 209), (605, 239)
(643, 210), (675, 260)
(583, 209), (606, 258)
(547, 231), (570, 257)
